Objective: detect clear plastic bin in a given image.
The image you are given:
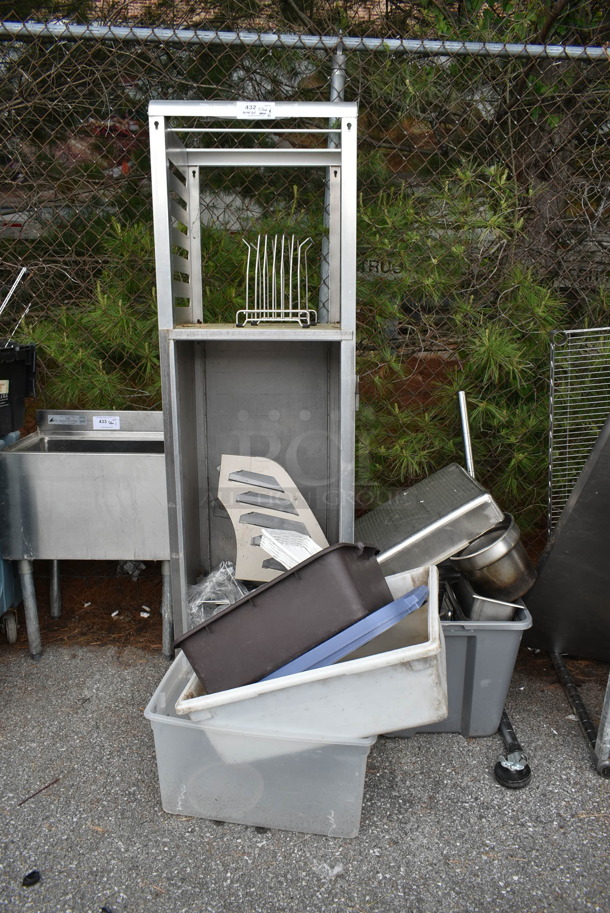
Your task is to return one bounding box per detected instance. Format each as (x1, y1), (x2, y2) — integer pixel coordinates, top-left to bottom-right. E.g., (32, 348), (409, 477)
(145, 656), (375, 837)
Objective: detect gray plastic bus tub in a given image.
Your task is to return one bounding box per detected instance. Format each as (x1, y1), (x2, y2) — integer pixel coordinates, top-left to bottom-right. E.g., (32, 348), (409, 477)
(356, 463), (504, 576)
(389, 592), (532, 738)
(174, 542), (392, 694)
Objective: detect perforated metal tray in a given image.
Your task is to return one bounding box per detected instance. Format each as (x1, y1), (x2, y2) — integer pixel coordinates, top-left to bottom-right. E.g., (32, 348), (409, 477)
(356, 463), (504, 576)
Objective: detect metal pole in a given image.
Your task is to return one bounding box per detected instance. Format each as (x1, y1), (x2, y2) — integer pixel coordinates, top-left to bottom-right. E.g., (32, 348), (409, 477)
(49, 559), (61, 619)
(1, 21), (608, 61)
(330, 47), (347, 103)
(160, 559), (173, 660)
(457, 391), (531, 787)
(495, 709), (531, 788)
(0, 267), (27, 320)
(458, 391), (475, 479)
(319, 47), (346, 322)
(551, 652), (610, 777)
(548, 331), (557, 539)
(18, 559), (42, 660)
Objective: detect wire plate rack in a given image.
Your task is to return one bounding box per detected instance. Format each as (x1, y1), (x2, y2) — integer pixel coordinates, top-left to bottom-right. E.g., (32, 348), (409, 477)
(237, 234), (317, 328)
(549, 327), (610, 535)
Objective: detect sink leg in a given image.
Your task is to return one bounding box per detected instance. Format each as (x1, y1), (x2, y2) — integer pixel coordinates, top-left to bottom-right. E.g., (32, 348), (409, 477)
(18, 559), (42, 660)
(161, 560), (173, 660)
(50, 560), (62, 618)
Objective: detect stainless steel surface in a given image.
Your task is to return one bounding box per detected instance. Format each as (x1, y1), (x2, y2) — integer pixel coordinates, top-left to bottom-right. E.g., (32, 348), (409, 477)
(0, 410), (169, 561)
(450, 513), (536, 602)
(168, 325), (352, 341)
(150, 102), (358, 636)
(319, 51), (346, 323)
(453, 390), (535, 607)
(549, 327), (610, 535)
(453, 574), (518, 622)
(451, 513), (521, 569)
(526, 413), (610, 662)
(358, 463), (504, 576)
(161, 336), (351, 634)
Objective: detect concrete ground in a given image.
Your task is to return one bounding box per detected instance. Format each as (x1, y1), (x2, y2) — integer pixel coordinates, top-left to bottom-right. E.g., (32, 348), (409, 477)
(0, 643), (608, 913)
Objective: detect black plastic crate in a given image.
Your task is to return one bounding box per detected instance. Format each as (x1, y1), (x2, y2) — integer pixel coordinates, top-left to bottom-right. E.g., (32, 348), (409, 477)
(0, 342), (36, 436)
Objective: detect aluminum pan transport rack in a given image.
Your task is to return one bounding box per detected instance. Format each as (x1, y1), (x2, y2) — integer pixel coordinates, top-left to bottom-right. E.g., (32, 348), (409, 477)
(148, 100), (359, 638)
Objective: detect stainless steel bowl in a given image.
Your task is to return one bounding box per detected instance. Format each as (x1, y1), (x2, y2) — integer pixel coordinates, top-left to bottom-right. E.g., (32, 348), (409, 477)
(450, 513), (536, 602)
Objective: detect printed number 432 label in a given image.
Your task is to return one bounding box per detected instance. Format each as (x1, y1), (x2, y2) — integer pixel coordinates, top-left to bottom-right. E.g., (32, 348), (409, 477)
(93, 416), (121, 430)
(237, 102), (275, 119)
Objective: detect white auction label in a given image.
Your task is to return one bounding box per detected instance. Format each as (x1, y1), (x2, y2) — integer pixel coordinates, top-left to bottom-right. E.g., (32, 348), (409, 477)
(237, 102), (276, 120)
(93, 415), (121, 430)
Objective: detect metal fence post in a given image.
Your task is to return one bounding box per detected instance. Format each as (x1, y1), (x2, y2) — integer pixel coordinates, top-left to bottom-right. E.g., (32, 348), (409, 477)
(319, 46), (347, 322)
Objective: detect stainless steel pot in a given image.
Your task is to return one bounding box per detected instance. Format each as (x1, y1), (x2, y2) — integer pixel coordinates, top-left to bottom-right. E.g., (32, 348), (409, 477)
(450, 513), (536, 602)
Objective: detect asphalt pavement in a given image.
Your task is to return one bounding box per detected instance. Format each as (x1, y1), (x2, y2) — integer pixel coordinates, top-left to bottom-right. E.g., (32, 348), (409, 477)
(0, 643), (608, 913)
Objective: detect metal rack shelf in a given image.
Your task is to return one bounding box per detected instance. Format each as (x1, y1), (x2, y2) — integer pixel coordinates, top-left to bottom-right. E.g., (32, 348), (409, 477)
(167, 324), (353, 342)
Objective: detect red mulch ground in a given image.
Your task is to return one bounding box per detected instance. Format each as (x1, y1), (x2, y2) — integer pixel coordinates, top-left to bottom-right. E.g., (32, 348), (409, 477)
(1, 560), (163, 654)
(514, 646), (609, 692)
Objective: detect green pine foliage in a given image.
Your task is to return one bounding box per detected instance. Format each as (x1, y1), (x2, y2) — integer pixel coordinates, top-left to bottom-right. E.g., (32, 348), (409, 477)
(23, 220), (161, 410)
(354, 155), (579, 534)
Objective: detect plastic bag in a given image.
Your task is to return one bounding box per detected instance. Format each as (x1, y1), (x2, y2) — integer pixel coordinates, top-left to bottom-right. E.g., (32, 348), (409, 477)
(187, 561), (249, 628)
(116, 560), (146, 581)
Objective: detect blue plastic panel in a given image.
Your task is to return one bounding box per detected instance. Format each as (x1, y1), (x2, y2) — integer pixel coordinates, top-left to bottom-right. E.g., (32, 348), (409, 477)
(261, 586), (429, 680)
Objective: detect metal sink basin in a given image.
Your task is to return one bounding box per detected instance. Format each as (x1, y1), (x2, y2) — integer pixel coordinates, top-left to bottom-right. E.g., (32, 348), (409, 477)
(16, 437), (165, 454)
(0, 410), (169, 561)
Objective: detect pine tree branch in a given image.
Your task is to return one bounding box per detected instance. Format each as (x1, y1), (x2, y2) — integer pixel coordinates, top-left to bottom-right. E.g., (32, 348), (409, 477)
(281, 0), (318, 34)
(538, 0), (572, 44)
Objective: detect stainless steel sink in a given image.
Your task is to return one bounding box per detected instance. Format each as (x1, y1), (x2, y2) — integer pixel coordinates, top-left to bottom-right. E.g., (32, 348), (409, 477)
(0, 410), (169, 561)
(0, 410), (172, 659)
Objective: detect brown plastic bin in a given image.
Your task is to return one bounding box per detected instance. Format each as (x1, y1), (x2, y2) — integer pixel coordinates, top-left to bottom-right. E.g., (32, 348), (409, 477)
(174, 543), (392, 694)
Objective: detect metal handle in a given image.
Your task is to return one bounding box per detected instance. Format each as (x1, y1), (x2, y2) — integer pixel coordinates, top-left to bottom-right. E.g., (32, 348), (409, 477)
(458, 391), (476, 479)
(0, 266), (27, 320)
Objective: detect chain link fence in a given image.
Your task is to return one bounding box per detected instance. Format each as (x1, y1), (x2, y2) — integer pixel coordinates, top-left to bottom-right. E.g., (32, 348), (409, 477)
(1, 3), (610, 553)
